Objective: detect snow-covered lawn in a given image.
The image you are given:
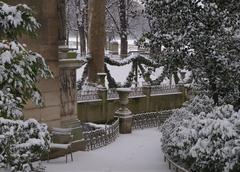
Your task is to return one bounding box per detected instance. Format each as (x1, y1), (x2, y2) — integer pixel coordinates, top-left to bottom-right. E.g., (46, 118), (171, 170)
(44, 128), (172, 172)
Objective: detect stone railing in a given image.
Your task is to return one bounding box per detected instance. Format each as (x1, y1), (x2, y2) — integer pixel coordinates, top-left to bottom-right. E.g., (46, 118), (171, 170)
(132, 110), (173, 129)
(164, 155), (189, 172)
(82, 118), (119, 151)
(78, 84), (181, 102)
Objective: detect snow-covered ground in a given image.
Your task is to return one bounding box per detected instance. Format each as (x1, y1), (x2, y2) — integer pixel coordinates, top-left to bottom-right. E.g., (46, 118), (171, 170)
(44, 128), (172, 172)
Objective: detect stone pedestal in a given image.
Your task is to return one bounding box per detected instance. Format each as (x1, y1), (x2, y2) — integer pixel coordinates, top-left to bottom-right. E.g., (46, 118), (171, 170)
(142, 84), (151, 112)
(58, 49), (84, 122)
(58, 49), (85, 150)
(110, 41), (119, 55)
(115, 88), (132, 134)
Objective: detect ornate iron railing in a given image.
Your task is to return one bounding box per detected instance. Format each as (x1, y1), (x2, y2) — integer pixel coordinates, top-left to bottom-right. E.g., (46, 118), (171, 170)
(129, 87), (144, 97)
(132, 110), (173, 129)
(78, 85), (181, 101)
(151, 84), (180, 95)
(82, 118), (119, 151)
(77, 90), (99, 101)
(107, 88), (119, 99)
(164, 155), (189, 172)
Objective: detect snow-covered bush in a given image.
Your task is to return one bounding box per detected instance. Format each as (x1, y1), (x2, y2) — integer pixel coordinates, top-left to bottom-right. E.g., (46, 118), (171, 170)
(161, 95), (214, 160)
(0, 118), (50, 171)
(0, 2), (52, 171)
(161, 96), (240, 172)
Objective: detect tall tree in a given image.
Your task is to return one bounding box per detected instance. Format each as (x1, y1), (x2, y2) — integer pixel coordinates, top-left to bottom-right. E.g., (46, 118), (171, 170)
(87, 0), (106, 82)
(119, 0), (128, 56)
(144, 0), (240, 107)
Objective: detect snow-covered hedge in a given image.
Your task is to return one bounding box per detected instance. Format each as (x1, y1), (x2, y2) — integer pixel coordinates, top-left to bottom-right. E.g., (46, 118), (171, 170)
(0, 2), (39, 39)
(0, 118), (50, 171)
(0, 2), (51, 171)
(161, 96), (240, 172)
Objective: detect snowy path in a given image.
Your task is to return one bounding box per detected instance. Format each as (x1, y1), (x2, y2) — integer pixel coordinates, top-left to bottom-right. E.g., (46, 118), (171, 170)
(44, 128), (172, 172)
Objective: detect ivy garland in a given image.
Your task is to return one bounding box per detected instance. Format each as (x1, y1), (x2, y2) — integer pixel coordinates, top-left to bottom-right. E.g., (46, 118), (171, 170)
(77, 54), (166, 89)
(104, 64), (118, 88)
(77, 63), (88, 90)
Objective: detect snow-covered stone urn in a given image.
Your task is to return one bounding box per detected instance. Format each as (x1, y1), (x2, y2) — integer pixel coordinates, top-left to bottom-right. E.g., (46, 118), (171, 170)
(115, 88), (133, 134)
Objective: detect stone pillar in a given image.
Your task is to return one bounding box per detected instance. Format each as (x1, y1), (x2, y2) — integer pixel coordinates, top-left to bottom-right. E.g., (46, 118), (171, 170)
(58, 49), (84, 122)
(178, 83), (187, 102)
(109, 41), (119, 55)
(87, 0), (106, 83)
(7, 0), (62, 127)
(58, 49), (85, 151)
(115, 88), (132, 134)
(142, 84), (151, 112)
(97, 73), (108, 123)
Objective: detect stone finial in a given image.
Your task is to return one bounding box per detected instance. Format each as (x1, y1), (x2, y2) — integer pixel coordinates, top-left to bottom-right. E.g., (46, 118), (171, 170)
(115, 88), (133, 134)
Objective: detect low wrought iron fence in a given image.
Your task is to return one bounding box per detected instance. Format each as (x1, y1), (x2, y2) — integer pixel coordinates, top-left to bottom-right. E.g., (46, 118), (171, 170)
(164, 155), (189, 172)
(82, 118), (119, 151)
(132, 110), (173, 129)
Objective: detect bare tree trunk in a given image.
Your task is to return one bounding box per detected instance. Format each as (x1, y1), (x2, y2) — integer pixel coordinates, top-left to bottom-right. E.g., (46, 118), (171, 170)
(79, 25), (86, 56)
(57, 0), (67, 45)
(76, 0), (87, 56)
(87, 0), (106, 83)
(119, 0), (128, 57)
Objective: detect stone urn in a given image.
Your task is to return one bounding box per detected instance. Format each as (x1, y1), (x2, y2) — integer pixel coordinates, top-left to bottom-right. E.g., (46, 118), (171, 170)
(115, 88), (133, 134)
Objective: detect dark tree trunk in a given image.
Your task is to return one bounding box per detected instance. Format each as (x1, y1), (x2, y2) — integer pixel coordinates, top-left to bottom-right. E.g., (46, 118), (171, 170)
(57, 0), (67, 45)
(119, 0), (128, 57)
(173, 71), (179, 84)
(76, 0), (87, 56)
(87, 0), (106, 83)
(79, 25), (86, 56)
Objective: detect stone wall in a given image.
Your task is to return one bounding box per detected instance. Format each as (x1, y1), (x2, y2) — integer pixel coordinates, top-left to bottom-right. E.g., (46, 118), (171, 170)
(7, 0), (61, 127)
(77, 92), (185, 123)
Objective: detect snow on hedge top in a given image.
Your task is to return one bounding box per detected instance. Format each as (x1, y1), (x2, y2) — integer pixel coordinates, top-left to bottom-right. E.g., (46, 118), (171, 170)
(0, 2), (39, 39)
(0, 40), (52, 119)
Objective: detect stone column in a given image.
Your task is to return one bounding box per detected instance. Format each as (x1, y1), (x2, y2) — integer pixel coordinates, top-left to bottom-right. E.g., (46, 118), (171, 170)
(7, 0), (62, 127)
(97, 73), (109, 123)
(58, 49), (84, 122)
(58, 49), (85, 151)
(177, 81), (187, 102)
(115, 88), (132, 134)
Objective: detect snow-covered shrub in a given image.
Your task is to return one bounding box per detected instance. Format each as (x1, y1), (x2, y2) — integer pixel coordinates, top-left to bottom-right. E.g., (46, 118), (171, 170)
(0, 118), (50, 171)
(161, 97), (240, 172)
(161, 95), (214, 161)
(0, 2), (52, 171)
